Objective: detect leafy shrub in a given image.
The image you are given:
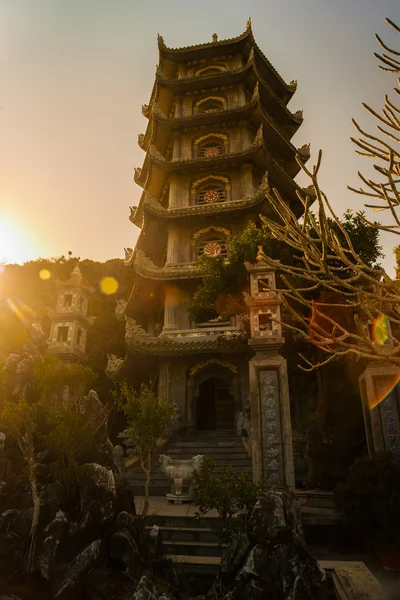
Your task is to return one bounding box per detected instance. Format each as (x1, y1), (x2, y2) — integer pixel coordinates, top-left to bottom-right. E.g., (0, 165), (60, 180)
(192, 458), (268, 544)
(335, 452), (400, 549)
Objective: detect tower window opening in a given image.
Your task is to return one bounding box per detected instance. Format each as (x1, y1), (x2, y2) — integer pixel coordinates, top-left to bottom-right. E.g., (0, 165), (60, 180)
(196, 185), (226, 205)
(76, 328), (83, 346)
(259, 313), (273, 331)
(64, 293), (73, 308)
(196, 236), (228, 259)
(199, 143), (224, 158)
(198, 100), (224, 113)
(57, 326), (69, 343)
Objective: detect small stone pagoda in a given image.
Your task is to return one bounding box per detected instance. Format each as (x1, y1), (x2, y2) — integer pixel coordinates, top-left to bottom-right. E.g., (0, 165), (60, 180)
(46, 266), (95, 364)
(109, 22), (309, 487)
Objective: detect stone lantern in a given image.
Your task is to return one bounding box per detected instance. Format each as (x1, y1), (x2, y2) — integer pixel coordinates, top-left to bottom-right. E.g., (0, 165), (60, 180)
(245, 248), (295, 491)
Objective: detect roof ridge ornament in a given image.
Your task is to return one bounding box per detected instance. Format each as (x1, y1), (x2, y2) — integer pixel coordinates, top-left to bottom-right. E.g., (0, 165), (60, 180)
(293, 109), (303, 121)
(248, 46), (255, 64)
(253, 124), (264, 146)
(252, 81), (260, 101)
(246, 17), (252, 30)
(298, 143), (311, 156)
(289, 79), (298, 92)
(129, 206), (138, 222)
(258, 170), (271, 195)
(124, 247), (134, 266)
(157, 34), (165, 49)
(212, 33), (218, 43)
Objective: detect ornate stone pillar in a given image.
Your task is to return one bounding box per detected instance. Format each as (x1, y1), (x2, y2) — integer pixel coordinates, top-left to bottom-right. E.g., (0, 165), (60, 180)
(168, 175), (180, 209)
(166, 226), (180, 265)
(240, 124), (250, 150)
(186, 379), (196, 429)
(241, 163), (254, 198)
(245, 254), (295, 491)
(172, 135), (181, 161)
(163, 286), (180, 330)
(175, 96), (183, 118)
(359, 362), (400, 456)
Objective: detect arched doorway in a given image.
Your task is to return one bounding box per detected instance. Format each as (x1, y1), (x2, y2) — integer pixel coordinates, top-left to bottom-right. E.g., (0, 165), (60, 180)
(196, 377), (235, 431)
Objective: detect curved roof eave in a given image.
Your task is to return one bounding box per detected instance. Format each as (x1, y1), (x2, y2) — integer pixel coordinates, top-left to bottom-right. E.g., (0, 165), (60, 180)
(157, 22), (295, 97)
(143, 192), (268, 221)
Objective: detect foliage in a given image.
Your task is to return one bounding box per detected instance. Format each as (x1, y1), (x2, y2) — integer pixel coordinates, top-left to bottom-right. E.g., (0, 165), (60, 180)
(117, 381), (175, 516)
(0, 355), (98, 510)
(34, 355), (95, 404)
(335, 452), (400, 548)
(188, 213), (382, 325)
(0, 254), (133, 397)
(192, 458), (268, 544)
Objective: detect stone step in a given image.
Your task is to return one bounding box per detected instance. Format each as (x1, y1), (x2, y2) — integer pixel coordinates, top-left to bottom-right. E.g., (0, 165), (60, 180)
(163, 539), (224, 557)
(165, 447), (247, 454)
(146, 525), (217, 544)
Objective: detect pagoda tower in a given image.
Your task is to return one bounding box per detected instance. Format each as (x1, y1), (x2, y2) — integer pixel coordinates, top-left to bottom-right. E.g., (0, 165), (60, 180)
(113, 21), (310, 434)
(46, 266), (95, 364)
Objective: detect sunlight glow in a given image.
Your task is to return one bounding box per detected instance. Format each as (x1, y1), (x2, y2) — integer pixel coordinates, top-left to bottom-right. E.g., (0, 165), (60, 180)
(0, 214), (41, 264)
(39, 269), (51, 280)
(100, 276), (119, 295)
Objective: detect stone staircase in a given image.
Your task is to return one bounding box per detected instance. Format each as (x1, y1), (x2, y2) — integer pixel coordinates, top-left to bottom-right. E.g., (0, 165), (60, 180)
(127, 429), (252, 497)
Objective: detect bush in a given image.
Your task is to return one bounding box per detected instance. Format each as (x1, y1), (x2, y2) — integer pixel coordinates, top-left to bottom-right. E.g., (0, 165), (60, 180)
(192, 458), (268, 544)
(335, 452), (400, 549)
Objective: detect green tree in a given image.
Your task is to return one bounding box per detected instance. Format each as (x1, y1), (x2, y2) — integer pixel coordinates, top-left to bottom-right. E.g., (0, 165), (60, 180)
(0, 355), (97, 564)
(192, 459), (268, 544)
(117, 381), (174, 516)
(188, 213), (382, 326)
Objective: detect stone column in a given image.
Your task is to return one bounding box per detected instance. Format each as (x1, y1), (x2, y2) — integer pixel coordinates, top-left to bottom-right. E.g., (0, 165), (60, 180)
(175, 96), (183, 118)
(165, 226), (179, 265)
(240, 124), (250, 150)
(164, 286), (180, 330)
(248, 352), (295, 490)
(359, 361), (400, 456)
(245, 258), (295, 491)
(237, 85), (246, 107)
(172, 135), (181, 161)
(241, 163), (254, 198)
(186, 379), (196, 429)
(168, 175), (180, 209)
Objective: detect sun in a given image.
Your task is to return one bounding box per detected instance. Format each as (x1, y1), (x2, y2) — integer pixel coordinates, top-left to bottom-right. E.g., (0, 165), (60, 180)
(0, 215), (41, 264)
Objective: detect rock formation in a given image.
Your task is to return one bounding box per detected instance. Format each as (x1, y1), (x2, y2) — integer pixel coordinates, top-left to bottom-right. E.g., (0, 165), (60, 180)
(206, 489), (325, 600)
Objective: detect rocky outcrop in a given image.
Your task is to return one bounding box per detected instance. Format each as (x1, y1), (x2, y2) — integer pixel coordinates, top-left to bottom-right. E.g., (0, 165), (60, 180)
(207, 489), (325, 600)
(0, 462), (179, 600)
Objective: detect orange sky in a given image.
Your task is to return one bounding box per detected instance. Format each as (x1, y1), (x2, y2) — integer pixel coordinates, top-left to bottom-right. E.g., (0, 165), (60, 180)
(0, 0), (399, 271)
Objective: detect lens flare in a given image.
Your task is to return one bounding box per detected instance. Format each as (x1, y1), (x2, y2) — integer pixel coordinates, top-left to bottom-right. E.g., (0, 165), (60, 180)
(100, 277), (119, 295)
(39, 269), (51, 280)
(372, 314), (389, 345)
(6, 298), (34, 326)
(368, 373), (400, 410)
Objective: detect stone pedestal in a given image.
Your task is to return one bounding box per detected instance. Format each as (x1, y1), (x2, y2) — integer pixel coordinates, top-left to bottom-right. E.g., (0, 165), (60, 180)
(248, 348), (295, 489)
(246, 253), (295, 491)
(359, 362), (400, 456)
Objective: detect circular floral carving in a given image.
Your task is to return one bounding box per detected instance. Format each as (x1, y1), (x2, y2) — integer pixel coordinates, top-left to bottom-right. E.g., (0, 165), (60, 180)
(205, 146), (220, 158)
(203, 242), (222, 257)
(204, 190), (219, 203)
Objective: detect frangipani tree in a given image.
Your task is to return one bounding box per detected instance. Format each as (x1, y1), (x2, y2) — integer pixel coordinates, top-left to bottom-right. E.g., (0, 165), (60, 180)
(260, 18), (400, 371)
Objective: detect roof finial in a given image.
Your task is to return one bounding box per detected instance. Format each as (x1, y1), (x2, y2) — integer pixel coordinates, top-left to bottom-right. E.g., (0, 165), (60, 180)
(70, 264), (82, 284)
(246, 17), (252, 30)
(212, 33), (218, 43)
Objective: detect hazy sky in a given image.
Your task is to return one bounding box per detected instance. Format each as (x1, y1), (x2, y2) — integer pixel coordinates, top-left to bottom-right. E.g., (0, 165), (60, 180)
(1, 0), (399, 270)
